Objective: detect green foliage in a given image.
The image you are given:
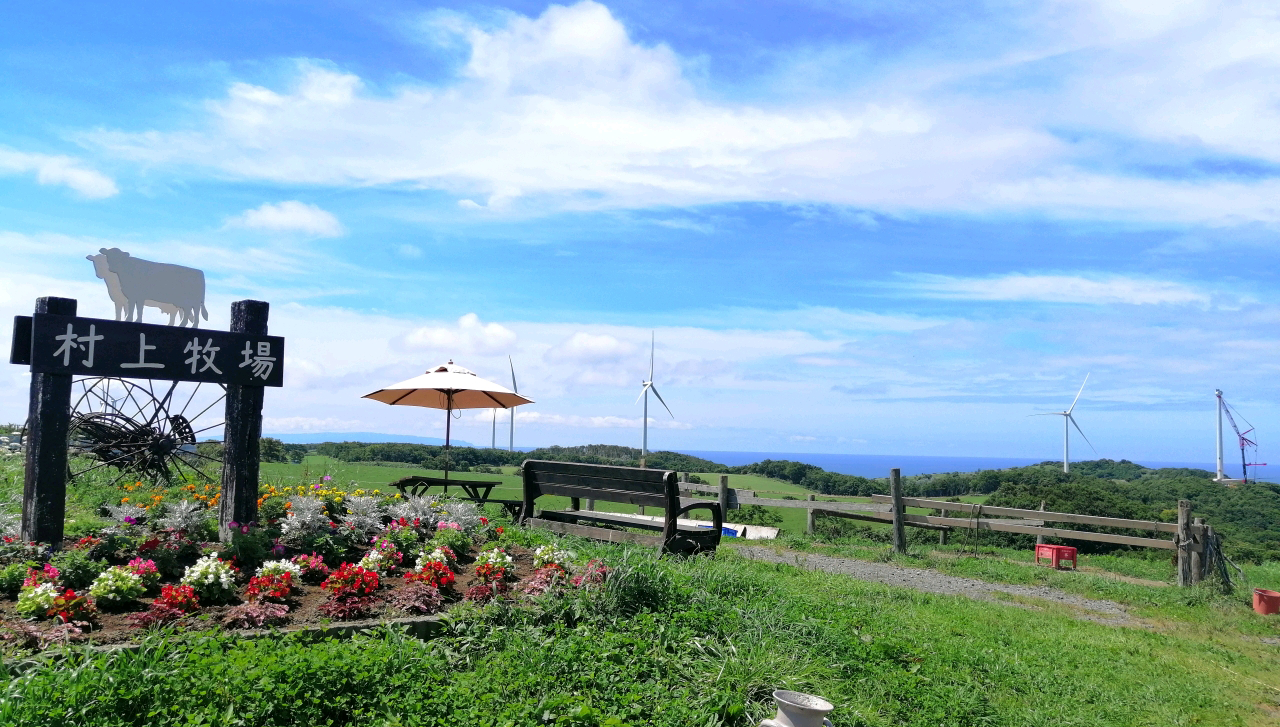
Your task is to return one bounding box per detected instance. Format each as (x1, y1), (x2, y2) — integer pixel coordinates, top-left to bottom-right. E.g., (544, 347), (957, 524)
(0, 562), (29, 598)
(733, 505), (782, 527)
(311, 441), (727, 473)
(49, 549), (108, 590)
(4, 541), (1276, 726)
(259, 437), (288, 464)
(429, 528), (471, 553)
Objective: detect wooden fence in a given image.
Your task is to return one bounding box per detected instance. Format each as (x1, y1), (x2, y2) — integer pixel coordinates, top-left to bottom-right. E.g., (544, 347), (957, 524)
(671, 470), (1212, 587)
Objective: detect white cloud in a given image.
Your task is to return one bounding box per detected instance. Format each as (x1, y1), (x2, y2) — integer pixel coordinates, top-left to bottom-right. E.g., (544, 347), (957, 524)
(263, 416), (363, 432)
(0, 148), (118, 198)
(396, 244), (422, 259)
(902, 274), (1212, 306)
(545, 332), (636, 363)
(80, 0), (1280, 224)
(398, 313), (518, 355)
(515, 412), (691, 429)
(228, 201), (345, 237)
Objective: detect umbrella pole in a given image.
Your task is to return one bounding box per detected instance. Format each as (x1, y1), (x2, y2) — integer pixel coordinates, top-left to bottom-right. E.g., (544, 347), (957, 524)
(444, 400), (452, 481)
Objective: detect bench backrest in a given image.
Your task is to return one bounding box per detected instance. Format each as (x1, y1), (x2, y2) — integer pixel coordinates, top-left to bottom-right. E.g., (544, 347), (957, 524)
(522, 460), (677, 510)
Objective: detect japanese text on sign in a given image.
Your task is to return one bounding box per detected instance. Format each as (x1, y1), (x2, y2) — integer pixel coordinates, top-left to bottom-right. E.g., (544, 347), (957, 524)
(23, 314), (284, 387)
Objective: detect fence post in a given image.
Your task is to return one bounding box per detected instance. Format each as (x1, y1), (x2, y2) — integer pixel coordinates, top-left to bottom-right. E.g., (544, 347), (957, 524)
(1036, 500), (1046, 546)
(938, 529), (948, 545)
(718, 474), (730, 517)
(21, 296), (77, 546)
(585, 498), (595, 511)
(1190, 516), (1204, 584)
(1176, 499), (1192, 587)
(806, 494), (816, 535)
(890, 468), (906, 555)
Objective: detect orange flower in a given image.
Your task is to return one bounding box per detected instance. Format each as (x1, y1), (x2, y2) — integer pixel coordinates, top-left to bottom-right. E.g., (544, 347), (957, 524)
(121, 497), (129, 503)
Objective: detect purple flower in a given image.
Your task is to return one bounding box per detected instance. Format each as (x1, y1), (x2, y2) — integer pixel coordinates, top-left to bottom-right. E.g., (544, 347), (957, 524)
(271, 539), (286, 556)
(312, 484), (321, 490)
(123, 516), (137, 525)
(322, 475), (332, 482)
(229, 521), (239, 529)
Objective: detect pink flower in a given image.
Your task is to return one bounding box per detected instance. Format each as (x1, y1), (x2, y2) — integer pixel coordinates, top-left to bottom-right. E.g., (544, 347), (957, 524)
(322, 475), (332, 482)
(312, 484), (321, 490)
(241, 525), (250, 534)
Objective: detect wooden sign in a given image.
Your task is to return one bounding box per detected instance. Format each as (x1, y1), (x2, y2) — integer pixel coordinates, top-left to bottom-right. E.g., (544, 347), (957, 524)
(11, 313), (284, 387)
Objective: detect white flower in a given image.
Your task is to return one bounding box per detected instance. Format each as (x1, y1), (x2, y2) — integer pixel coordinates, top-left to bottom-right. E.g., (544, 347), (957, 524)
(533, 545), (574, 570)
(475, 548), (513, 568)
(256, 560), (303, 579)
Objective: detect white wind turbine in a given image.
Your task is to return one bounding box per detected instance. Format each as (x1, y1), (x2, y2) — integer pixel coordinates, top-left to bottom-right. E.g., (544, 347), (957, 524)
(508, 356), (518, 451)
(635, 332), (673, 468)
(1033, 373), (1096, 473)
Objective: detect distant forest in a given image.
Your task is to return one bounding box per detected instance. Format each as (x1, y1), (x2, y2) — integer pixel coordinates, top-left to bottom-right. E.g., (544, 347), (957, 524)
(275, 439), (1280, 563)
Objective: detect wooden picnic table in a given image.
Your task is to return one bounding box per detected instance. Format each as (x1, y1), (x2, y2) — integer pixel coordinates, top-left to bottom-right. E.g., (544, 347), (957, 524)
(388, 475), (523, 519)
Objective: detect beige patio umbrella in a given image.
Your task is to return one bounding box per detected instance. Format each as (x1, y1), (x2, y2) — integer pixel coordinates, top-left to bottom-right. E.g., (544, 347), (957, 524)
(363, 360), (534, 479)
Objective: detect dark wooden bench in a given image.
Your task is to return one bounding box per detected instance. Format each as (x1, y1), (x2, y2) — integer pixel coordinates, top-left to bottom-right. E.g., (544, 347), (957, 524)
(388, 475), (525, 520)
(519, 460), (723, 555)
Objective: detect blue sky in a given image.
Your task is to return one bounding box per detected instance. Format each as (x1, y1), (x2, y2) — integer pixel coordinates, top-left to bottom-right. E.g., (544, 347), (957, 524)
(3, 0), (1280, 468)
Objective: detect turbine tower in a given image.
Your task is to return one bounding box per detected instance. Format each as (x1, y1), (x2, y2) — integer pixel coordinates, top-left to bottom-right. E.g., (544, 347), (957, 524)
(1033, 374), (1095, 473)
(635, 332), (673, 468)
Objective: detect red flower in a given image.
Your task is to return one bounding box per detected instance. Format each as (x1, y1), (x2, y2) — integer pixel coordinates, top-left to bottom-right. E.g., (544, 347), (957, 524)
(479, 517), (489, 526)
(404, 561), (455, 590)
(495, 527), (504, 535)
(321, 563), (379, 598)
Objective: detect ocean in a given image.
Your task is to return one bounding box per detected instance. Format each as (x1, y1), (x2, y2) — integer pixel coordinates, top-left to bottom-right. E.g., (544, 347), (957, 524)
(674, 450), (1223, 478)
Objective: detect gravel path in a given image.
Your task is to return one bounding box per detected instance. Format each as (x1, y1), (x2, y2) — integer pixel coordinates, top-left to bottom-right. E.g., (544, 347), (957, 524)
(736, 546), (1142, 628)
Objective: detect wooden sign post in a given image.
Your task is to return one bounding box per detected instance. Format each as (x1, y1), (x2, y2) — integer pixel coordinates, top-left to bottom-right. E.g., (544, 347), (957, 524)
(9, 297), (283, 545)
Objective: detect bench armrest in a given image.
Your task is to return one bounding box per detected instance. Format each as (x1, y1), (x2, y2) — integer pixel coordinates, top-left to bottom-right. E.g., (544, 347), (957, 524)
(674, 501), (723, 534)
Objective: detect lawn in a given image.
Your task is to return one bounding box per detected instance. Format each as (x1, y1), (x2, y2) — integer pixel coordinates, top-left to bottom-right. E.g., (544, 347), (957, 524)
(5, 530), (1279, 726)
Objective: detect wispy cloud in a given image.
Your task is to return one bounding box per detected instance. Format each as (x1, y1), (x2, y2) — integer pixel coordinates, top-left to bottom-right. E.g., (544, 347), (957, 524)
(228, 201), (345, 237)
(900, 274), (1211, 306)
(0, 148), (118, 198)
(81, 1), (1280, 224)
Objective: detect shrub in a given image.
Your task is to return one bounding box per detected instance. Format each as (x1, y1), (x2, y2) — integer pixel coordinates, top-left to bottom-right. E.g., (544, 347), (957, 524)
(463, 583), (494, 603)
(181, 556), (238, 604)
(224, 600), (290, 629)
(280, 497), (333, 545)
(50, 549), (108, 590)
(245, 573), (293, 603)
(532, 544), (574, 570)
(128, 584), (200, 629)
(0, 562), (29, 598)
(126, 558), (160, 588)
(320, 563), (379, 598)
(156, 499), (210, 535)
(219, 523), (269, 573)
(404, 560), (455, 590)
(389, 582), (444, 615)
(434, 499), (484, 531)
(387, 497), (437, 531)
(256, 559), (304, 580)
(16, 583), (58, 619)
(23, 563), (59, 588)
(290, 553), (330, 583)
(520, 565), (567, 597)
(317, 594), (380, 621)
(430, 527), (471, 553)
(49, 589), (96, 624)
(338, 496), (386, 541)
(89, 566), (146, 606)
(572, 559), (609, 588)
(474, 547), (513, 583)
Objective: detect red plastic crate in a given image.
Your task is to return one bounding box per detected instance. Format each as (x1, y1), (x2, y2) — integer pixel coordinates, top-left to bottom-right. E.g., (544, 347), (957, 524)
(1034, 544), (1077, 569)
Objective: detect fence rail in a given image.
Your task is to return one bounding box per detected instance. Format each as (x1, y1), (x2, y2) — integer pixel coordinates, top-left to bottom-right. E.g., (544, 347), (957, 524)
(669, 471), (1214, 587)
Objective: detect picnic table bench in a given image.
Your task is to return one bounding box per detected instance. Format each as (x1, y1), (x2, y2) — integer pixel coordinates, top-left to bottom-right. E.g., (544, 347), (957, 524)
(388, 475), (524, 519)
(519, 459), (723, 555)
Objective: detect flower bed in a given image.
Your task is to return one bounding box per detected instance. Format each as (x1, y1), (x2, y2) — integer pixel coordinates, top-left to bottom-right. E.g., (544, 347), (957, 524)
(0, 493), (606, 648)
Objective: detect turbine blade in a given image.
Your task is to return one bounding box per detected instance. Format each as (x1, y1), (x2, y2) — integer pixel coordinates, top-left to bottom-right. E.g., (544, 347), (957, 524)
(1027, 413), (1063, 417)
(1068, 414), (1097, 454)
(509, 355), (517, 393)
(1067, 372), (1090, 414)
(635, 383), (650, 406)
(649, 385), (675, 418)
(649, 331), (655, 381)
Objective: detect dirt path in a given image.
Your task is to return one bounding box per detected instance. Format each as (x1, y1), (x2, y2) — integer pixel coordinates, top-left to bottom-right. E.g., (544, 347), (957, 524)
(735, 545), (1144, 628)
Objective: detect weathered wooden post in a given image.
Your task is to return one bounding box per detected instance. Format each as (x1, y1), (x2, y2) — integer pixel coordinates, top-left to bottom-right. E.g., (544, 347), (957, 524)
(890, 468), (906, 555)
(1036, 500), (1046, 546)
(585, 498), (595, 511)
(21, 297), (77, 545)
(718, 474), (730, 518)
(1176, 499), (1192, 587)
(938, 529), (948, 545)
(219, 300), (268, 541)
(1190, 516), (1204, 585)
(806, 493), (816, 535)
